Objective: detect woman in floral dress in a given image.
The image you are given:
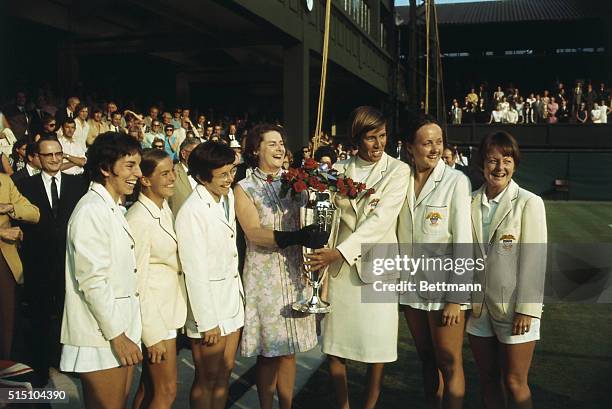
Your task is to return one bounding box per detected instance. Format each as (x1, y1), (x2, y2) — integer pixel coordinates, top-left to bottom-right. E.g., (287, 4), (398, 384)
(234, 123), (317, 409)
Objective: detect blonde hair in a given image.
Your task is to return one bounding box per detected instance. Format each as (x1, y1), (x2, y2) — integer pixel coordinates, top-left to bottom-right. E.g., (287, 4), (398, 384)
(348, 106), (386, 143)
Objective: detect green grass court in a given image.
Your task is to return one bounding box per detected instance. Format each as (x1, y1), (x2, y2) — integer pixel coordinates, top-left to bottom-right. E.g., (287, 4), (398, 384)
(294, 201), (612, 409)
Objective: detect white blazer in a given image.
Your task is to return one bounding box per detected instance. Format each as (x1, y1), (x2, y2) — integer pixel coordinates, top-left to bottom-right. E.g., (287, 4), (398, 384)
(397, 160), (473, 305)
(175, 185), (244, 334)
(331, 153), (411, 283)
(471, 180), (547, 322)
(61, 183), (140, 347)
(126, 194), (188, 347)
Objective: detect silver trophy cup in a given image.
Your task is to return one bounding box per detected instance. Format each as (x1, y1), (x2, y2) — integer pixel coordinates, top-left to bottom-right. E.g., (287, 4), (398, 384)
(292, 189), (340, 314)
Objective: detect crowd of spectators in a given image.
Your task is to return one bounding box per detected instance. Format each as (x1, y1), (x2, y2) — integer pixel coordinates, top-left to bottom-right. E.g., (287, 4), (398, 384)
(448, 81), (612, 125)
(0, 90), (366, 179)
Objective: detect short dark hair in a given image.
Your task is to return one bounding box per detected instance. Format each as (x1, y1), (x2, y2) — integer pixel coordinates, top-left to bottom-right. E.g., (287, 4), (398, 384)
(85, 131), (143, 184)
(62, 118), (76, 128)
(314, 145), (338, 164)
(244, 123), (287, 168)
(477, 131), (521, 170)
(74, 103), (88, 116)
(25, 143), (38, 161)
(405, 115), (442, 145)
(140, 148), (170, 178)
(111, 111), (122, 119)
(348, 106), (386, 144)
(188, 141), (235, 183)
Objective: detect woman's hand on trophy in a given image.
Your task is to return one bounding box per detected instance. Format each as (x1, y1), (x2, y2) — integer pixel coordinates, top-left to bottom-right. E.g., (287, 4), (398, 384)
(273, 224), (329, 249)
(306, 248), (342, 271)
(302, 224), (331, 249)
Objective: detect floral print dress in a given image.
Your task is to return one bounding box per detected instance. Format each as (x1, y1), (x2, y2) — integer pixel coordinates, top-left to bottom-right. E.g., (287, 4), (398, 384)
(238, 168), (317, 357)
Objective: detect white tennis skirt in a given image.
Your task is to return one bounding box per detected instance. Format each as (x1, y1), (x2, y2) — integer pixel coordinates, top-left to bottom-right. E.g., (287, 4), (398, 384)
(60, 297), (142, 373)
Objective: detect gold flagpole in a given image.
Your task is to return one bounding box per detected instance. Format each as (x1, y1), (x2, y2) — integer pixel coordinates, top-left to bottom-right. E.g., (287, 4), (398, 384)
(313, 0), (332, 154)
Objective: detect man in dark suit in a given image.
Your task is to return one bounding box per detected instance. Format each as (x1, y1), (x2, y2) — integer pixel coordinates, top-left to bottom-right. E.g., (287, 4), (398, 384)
(16, 135), (88, 386)
(11, 143), (41, 183)
(54, 96), (80, 127)
(3, 91), (30, 141)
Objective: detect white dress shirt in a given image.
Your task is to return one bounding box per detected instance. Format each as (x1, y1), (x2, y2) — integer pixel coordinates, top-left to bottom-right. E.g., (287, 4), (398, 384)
(58, 135), (87, 175)
(481, 184), (509, 245)
(41, 171), (62, 208)
(182, 163), (198, 189)
(25, 163), (40, 177)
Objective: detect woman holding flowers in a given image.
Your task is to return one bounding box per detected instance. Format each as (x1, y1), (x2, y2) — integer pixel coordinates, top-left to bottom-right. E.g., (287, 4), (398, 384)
(308, 106), (411, 409)
(234, 124), (322, 409)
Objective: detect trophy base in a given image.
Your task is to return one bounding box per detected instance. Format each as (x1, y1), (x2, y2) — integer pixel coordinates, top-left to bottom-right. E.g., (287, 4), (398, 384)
(292, 298), (331, 314)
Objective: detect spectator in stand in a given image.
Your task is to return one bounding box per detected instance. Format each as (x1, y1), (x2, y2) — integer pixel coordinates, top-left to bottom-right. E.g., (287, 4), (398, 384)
(478, 84), (489, 109)
(499, 96), (510, 122)
(87, 108), (109, 146)
(533, 95), (545, 123)
(168, 137), (200, 215)
(584, 84), (596, 111)
(4, 91), (31, 141)
(313, 145), (338, 169)
(11, 142), (40, 183)
(591, 103), (602, 123)
(151, 138), (165, 151)
(557, 87), (568, 106)
(57, 119), (87, 175)
(547, 97), (559, 124)
(171, 109), (182, 129)
(144, 121), (164, 149)
(450, 99), (462, 124)
(506, 104), (519, 124)
(194, 114), (208, 140)
(56, 96), (80, 128)
(475, 99), (488, 123)
(161, 111), (173, 128)
(572, 82), (583, 113)
(576, 102), (589, 124)
(515, 97), (525, 124)
(73, 104), (90, 149)
(542, 90), (550, 106)
(599, 99), (611, 124)
(493, 86), (504, 105)
(109, 112), (125, 134)
(163, 125), (179, 161)
(144, 106), (159, 130)
(104, 101), (119, 124)
(557, 100), (571, 123)
(598, 83), (610, 105)
(489, 104), (503, 124)
(128, 126), (146, 147)
(466, 88), (479, 106)
(33, 116), (58, 141)
(29, 95), (51, 137)
(524, 100), (535, 124)
(9, 140), (27, 173)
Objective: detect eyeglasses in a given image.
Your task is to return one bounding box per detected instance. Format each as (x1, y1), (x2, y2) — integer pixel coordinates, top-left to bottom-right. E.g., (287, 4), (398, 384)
(153, 144), (164, 149)
(38, 151), (63, 159)
(212, 167), (238, 181)
(48, 123), (56, 127)
(152, 123), (161, 127)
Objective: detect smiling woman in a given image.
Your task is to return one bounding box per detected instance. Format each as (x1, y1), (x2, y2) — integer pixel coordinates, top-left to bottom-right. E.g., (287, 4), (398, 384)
(60, 132), (144, 409)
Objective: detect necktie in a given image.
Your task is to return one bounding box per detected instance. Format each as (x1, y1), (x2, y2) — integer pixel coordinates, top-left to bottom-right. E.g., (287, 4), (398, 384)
(51, 176), (59, 218)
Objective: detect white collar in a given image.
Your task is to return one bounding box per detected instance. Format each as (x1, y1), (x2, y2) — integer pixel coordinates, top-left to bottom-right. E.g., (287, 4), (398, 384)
(41, 170), (61, 184)
(482, 183), (509, 206)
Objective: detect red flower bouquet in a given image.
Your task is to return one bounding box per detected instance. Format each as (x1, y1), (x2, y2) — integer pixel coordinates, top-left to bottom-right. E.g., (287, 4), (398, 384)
(279, 158), (374, 199)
